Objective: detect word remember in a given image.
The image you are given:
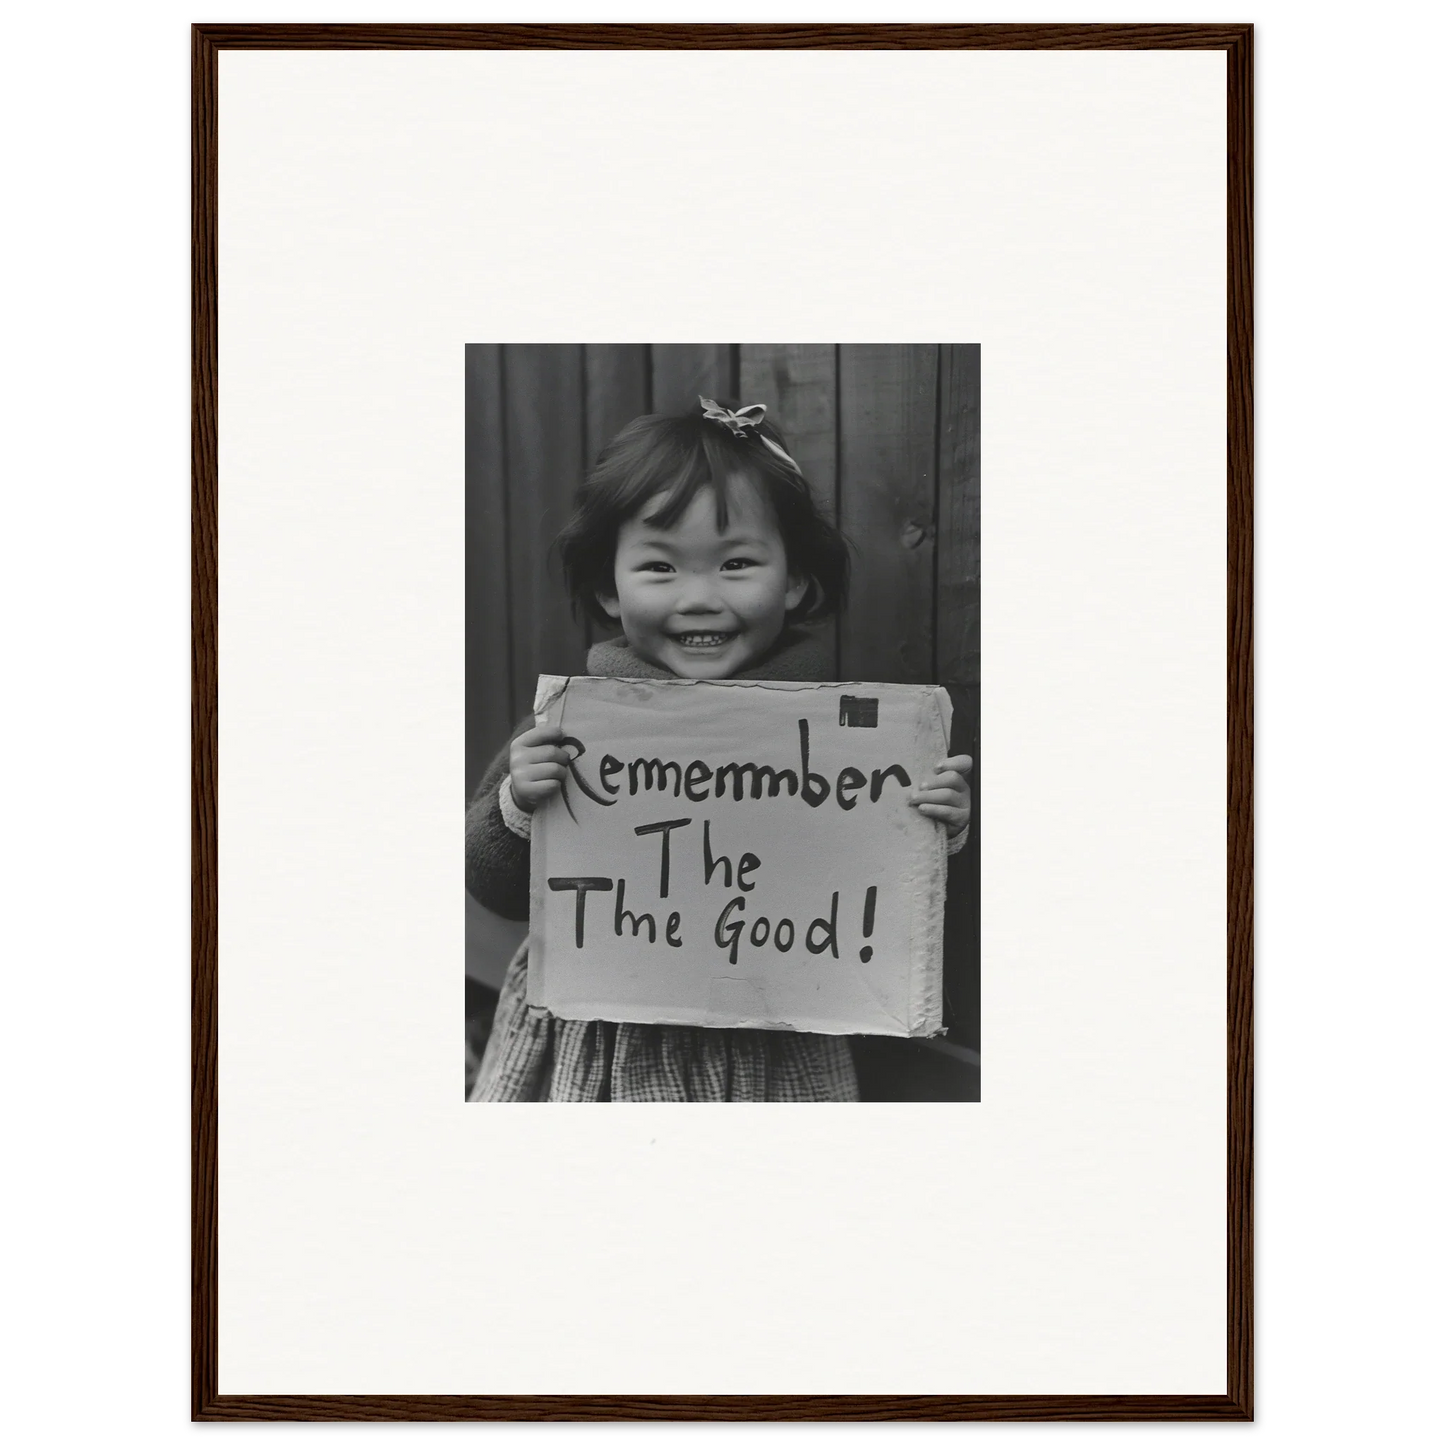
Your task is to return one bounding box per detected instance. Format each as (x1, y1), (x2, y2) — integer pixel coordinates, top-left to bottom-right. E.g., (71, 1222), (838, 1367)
(562, 719), (912, 812)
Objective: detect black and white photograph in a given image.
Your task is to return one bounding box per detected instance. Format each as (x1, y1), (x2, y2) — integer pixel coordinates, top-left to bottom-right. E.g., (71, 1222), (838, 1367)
(464, 344), (981, 1101)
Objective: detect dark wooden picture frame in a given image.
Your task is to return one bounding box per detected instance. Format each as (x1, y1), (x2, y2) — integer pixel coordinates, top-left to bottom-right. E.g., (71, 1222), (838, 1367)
(193, 22), (1252, 1423)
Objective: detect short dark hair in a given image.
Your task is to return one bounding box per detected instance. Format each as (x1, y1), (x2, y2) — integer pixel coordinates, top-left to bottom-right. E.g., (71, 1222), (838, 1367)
(558, 399), (850, 628)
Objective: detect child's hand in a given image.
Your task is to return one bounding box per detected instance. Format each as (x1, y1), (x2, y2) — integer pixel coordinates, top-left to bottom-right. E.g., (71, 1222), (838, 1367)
(509, 723), (574, 814)
(909, 755), (973, 838)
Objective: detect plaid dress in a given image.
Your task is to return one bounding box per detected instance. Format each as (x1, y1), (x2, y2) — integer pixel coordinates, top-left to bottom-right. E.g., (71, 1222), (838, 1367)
(471, 941), (859, 1102)
(467, 631), (861, 1103)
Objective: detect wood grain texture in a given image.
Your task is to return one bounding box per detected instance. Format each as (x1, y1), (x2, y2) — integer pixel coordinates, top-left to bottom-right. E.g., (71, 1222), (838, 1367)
(934, 345), (983, 1048)
(193, 21), (1252, 1423)
(191, 22), (219, 1422)
(192, 23), (1256, 52)
(503, 345), (590, 711)
(193, 1392), (1249, 1422)
(738, 344), (838, 490)
(935, 344), (981, 689)
(837, 344), (939, 684)
(585, 343), (650, 465)
(942, 678), (981, 1053)
(465, 346), (513, 796)
(1225, 23), (1255, 1426)
(738, 343), (840, 665)
(582, 345), (650, 647)
(649, 343), (736, 414)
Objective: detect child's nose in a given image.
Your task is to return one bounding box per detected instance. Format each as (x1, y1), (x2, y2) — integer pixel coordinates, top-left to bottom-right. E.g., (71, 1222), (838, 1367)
(675, 577), (724, 612)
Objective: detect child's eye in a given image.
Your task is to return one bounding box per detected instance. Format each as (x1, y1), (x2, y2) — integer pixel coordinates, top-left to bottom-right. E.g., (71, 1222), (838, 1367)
(721, 557), (759, 571)
(638, 561), (674, 574)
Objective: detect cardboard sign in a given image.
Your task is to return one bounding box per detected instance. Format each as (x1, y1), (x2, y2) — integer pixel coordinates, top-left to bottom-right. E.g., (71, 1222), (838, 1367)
(527, 675), (952, 1037)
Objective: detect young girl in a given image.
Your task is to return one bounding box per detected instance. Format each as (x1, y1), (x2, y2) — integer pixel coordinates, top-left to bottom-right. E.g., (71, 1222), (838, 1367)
(466, 397), (971, 1102)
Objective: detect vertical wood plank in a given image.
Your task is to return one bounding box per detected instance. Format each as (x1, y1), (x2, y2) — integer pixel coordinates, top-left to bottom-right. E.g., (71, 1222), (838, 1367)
(837, 345), (939, 683)
(942, 682), (980, 1052)
(738, 343), (837, 495)
(936, 344), (980, 687)
(465, 344), (512, 797)
(503, 345), (589, 714)
(935, 345), (981, 1052)
(583, 345), (650, 645)
(649, 344), (735, 413)
(585, 344), (650, 464)
(739, 344), (840, 667)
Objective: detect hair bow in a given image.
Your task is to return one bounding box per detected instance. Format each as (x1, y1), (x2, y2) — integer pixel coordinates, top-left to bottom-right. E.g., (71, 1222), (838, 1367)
(698, 396), (803, 475)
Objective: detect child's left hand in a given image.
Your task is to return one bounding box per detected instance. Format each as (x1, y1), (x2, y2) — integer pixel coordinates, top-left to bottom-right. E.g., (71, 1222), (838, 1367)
(909, 755), (973, 838)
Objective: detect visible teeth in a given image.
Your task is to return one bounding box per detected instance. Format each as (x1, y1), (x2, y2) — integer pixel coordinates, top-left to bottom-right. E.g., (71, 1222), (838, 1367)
(674, 632), (733, 646)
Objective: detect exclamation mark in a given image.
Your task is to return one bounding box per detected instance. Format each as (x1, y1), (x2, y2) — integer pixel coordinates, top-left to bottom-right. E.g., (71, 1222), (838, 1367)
(859, 886), (877, 962)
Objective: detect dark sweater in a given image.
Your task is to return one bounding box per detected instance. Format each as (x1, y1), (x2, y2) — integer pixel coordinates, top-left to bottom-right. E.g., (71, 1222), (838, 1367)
(465, 729), (532, 920)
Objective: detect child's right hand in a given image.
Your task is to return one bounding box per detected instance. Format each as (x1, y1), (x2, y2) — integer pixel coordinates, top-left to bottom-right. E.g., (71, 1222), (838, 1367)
(508, 723), (573, 814)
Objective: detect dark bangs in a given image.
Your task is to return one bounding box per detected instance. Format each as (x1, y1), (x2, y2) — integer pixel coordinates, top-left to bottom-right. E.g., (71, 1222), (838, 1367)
(602, 415), (736, 534)
(558, 401), (851, 628)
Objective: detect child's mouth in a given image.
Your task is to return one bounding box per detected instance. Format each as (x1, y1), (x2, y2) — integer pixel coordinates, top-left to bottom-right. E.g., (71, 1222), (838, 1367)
(669, 631), (737, 649)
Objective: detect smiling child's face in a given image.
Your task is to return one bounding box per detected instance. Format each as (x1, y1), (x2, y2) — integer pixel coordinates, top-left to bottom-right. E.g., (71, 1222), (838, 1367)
(601, 476), (807, 680)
